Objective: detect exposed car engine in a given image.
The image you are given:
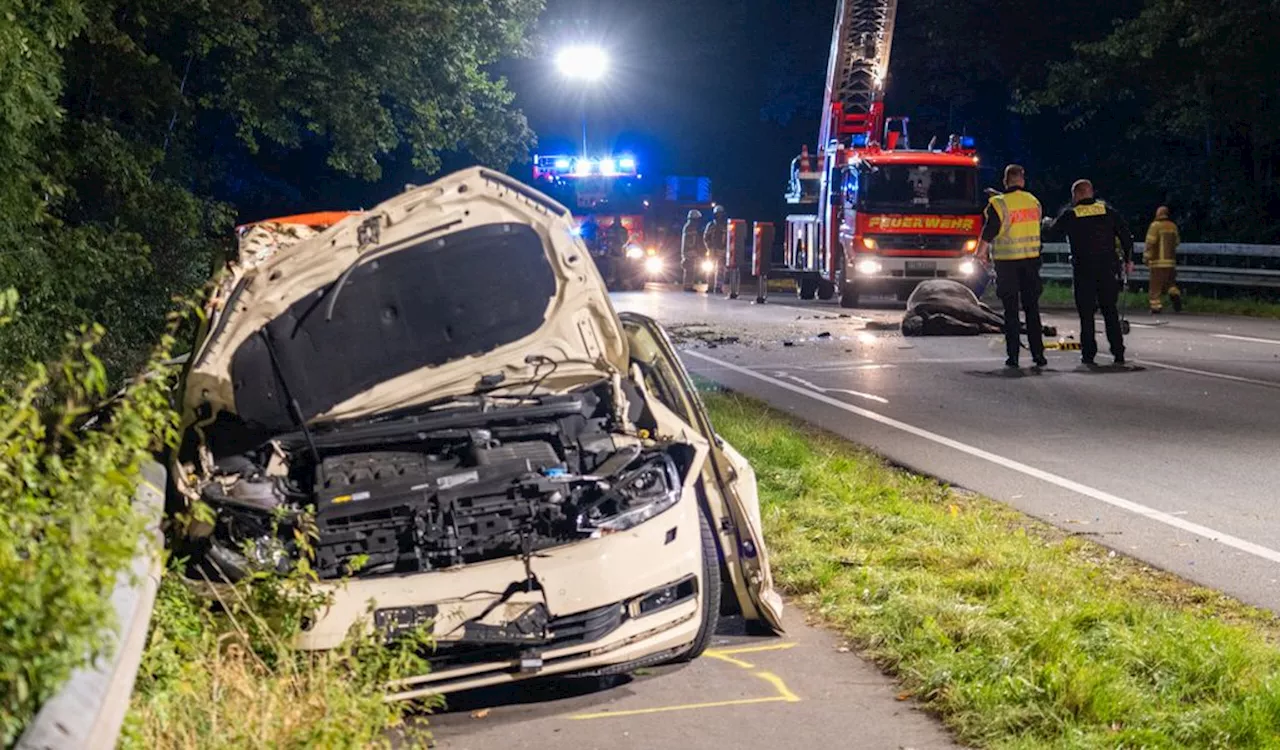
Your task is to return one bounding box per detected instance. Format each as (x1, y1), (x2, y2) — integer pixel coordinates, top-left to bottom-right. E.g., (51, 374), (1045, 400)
(184, 381), (685, 582)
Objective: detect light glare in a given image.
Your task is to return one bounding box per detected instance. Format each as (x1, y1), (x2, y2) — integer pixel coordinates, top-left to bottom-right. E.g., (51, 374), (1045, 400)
(556, 46), (608, 82)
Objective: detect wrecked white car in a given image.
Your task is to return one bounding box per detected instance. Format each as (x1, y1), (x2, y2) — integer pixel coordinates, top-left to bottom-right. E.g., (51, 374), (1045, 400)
(174, 167), (782, 699)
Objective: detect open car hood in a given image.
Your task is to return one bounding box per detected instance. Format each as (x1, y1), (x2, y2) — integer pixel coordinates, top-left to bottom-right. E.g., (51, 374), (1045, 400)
(184, 168), (629, 431)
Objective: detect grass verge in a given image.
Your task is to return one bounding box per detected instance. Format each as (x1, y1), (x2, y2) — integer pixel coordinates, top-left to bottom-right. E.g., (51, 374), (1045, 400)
(702, 389), (1280, 749)
(123, 567), (440, 749)
(1040, 282), (1280, 320)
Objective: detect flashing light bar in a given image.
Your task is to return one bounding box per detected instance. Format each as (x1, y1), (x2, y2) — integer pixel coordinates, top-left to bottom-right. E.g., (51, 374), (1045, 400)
(850, 133), (870, 148)
(960, 136), (976, 149)
(533, 154), (639, 180)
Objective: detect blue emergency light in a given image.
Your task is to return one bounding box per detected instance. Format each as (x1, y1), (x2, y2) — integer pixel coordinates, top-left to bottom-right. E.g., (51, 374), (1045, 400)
(960, 136), (976, 149)
(533, 154), (639, 180)
(851, 133), (869, 148)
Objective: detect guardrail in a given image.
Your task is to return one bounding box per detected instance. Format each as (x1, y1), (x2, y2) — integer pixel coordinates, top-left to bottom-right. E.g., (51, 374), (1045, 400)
(17, 460), (166, 750)
(1041, 242), (1280, 291)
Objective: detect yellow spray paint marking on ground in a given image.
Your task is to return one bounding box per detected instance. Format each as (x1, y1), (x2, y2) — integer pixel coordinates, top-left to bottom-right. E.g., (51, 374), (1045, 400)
(569, 643), (801, 721)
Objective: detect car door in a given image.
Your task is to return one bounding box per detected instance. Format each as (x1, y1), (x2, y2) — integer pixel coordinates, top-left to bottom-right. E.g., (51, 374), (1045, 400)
(619, 312), (784, 632)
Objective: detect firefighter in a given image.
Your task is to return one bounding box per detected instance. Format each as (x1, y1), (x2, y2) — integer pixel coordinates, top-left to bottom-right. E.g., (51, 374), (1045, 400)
(605, 214), (629, 255)
(704, 205), (728, 292)
(1044, 179), (1135, 365)
(1145, 206), (1182, 314)
(977, 164), (1046, 370)
(579, 215), (600, 254)
(680, 209), (703, 292)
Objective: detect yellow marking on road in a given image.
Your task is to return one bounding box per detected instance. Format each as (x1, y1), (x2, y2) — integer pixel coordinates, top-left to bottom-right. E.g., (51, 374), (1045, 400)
(703, 650), (756, 669)
(753, 671), (801, 702)
(568, 650), (803, 721)
(708, 642), (798, 657)
(569, 695), (793, 720)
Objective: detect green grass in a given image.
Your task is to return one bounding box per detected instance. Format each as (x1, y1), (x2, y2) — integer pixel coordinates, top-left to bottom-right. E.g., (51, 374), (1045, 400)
(1039, 282), (1280, 320)
(703, 390), (1280, 749)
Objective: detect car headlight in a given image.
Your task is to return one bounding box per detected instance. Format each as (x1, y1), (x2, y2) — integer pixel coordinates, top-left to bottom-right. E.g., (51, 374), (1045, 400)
(625, 244), (644, 259)
(644, 256), (664, 275)
(856, 259), (882, 275)
(700, 258), (715, 273)
(578, 455), (681, 535)
(958, 260), (976, 276)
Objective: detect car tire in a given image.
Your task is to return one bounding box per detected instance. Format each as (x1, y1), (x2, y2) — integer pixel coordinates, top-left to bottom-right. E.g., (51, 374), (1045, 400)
(839, 281), (859, 308)
(816, 279), (836, 301)
(674, 506), (722, 662)
(798, 278), (818, 300)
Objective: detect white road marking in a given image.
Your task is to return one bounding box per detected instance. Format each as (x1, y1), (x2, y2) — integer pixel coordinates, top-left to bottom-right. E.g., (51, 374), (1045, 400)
(1213, 333), (1280, 346)
(1136, 359), (1280, 390)
(775, 372), (889, 404)
(687, 349), (1280, 566)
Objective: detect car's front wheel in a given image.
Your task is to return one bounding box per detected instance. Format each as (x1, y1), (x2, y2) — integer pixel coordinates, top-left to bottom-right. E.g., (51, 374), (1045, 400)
(674, 506), (722, 661)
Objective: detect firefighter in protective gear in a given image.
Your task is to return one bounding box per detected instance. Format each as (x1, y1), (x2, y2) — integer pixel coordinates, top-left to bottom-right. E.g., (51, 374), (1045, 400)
(1044, 179), (1135, 365)
(1145, 206), (1181, 314)
(977, 164), (1046, 370)
(703, 206), (728, 293)
(681, 209), (703, 291)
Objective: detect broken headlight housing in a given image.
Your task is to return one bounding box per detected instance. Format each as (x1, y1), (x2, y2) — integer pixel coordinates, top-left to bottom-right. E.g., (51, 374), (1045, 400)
(577, 453), (682, 535)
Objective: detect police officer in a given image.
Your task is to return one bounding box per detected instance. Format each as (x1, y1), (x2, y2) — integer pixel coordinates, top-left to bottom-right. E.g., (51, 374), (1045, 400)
(1145, 206), (1182, 314)
(977, 164), (1046, 370)
(703, 206), (728, 293)
(1045, 179), (1135, 365)
(680, 209), (703, 292)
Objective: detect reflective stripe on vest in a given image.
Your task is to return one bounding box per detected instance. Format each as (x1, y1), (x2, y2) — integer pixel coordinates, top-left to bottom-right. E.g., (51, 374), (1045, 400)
(990, 191), (1042, 261)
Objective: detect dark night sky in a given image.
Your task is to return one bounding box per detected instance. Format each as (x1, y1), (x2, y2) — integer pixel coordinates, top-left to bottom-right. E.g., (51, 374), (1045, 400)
(500, 0), (834, 225)
(276, 0), (1055, 226)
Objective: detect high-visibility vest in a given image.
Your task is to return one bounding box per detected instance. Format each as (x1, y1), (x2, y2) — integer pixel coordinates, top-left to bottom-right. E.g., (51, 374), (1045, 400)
(988, 190), (1042, 261)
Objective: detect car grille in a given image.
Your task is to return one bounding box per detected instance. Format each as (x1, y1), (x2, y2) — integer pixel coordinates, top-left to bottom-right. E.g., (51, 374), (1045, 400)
(869, 233), (969, 252)
(428, 601), (627, 670)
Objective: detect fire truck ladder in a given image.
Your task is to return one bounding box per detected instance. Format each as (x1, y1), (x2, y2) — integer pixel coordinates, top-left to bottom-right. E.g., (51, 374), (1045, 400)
(787, 0), (899, 204)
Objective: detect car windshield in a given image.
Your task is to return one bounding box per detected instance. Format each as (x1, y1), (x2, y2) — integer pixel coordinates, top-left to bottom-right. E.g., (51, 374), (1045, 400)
(860, 164), (979, 213)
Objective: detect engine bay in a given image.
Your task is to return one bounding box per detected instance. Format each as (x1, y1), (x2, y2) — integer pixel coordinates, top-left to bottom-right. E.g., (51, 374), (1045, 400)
(182, 380), (688, 582)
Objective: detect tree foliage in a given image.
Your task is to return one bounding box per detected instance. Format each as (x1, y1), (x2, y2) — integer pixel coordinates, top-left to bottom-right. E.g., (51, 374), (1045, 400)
(0, 0), (542, 377)
(1019, 0), (1280, 241)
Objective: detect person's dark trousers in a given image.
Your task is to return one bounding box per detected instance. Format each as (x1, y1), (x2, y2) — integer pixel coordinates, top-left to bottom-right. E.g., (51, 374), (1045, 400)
(994, 258), (1045, 365)
(1072, 263), (1125, 361)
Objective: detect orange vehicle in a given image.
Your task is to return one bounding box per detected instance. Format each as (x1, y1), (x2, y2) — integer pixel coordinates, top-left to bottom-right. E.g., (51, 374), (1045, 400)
(783, 0), (985, 307)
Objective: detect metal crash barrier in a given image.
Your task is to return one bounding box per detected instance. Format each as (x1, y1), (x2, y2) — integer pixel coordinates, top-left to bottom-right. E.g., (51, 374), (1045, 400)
(1041, 242), (1280, 293)
(18, 461), (166, 750)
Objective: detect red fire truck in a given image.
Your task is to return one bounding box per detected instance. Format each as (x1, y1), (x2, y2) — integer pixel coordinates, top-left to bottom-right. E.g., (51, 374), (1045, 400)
(783, 0), (985, 308)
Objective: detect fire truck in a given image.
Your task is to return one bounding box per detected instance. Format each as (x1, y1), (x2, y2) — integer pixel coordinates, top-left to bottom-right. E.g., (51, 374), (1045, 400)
(784, 0), (985, 308)
(530, 154), (656, 290)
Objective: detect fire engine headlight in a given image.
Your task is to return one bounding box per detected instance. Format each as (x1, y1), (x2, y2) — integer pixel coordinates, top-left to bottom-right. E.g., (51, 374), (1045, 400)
(856, 259), (882, 275)
(644, 256), (664, 275)
(700, 259), (715, 273)
(861, 237), (879, 251)
(625, 244), (644, 259)
(963, 239), (978, 253)
(958, 260), (977, 276)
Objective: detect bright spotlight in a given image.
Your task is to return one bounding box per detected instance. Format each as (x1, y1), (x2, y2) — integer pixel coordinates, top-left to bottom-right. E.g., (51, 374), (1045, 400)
(556, 46), (609, 82)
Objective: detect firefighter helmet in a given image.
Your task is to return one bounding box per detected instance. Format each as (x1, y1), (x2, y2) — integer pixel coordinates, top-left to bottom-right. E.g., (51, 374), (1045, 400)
(687, 209), (702, 220)
(713, 205), (727, 218)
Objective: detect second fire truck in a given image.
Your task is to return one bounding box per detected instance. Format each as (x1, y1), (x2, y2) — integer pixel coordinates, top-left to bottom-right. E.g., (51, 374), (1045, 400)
(784, 0), (985, 308)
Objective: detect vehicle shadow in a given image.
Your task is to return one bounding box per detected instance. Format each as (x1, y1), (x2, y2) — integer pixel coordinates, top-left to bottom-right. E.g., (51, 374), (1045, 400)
(417, 616), (766, 727)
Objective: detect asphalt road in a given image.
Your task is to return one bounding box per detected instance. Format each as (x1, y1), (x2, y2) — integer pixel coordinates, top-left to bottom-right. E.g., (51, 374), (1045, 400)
(427, 609), (958, 750)
(613, 287), (1280, 614)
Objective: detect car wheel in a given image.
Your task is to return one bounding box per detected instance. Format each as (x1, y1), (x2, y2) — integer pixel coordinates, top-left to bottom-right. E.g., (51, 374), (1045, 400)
(798, 278), (818, 300)
(839, 281), (859, 308)
(816, 279), (836, 301)
(673, 506), (722, 662)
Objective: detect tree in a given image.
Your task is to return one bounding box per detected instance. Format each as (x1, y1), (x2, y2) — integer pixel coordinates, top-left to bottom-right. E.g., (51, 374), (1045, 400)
(1019, 0), (1280, 240)
(0, 0), (543, 378)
